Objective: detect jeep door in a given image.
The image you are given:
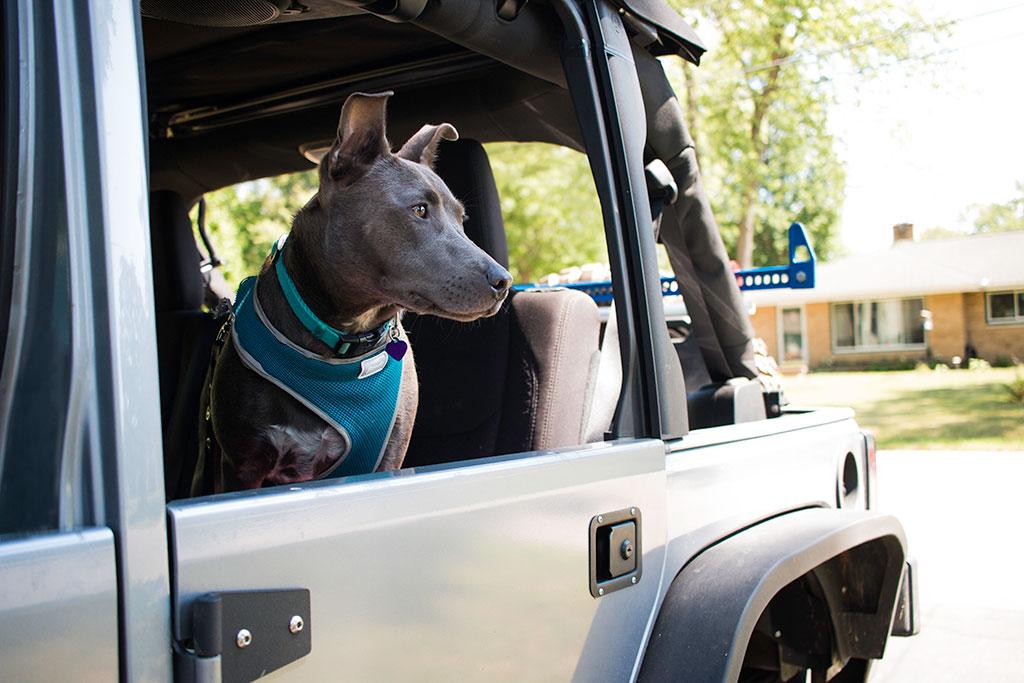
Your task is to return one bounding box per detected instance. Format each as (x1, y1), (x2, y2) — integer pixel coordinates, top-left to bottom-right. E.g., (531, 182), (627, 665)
(170, 440), (668, 681)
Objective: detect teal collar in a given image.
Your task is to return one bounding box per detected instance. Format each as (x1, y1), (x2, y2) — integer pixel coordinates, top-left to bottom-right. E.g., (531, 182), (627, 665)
(271, 236), (393, 356)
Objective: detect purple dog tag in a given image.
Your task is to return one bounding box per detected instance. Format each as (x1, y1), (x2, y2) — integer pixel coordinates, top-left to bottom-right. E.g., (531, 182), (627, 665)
(386, 339), (408, 360)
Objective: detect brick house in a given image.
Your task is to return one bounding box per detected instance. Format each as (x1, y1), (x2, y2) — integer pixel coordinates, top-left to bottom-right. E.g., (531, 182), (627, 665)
(746, 226), (1024, 370)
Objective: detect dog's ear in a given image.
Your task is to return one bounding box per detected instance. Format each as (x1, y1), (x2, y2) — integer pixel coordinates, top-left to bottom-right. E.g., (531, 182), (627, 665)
(325, 91), (393, 184)
(397, 123), (459, 168)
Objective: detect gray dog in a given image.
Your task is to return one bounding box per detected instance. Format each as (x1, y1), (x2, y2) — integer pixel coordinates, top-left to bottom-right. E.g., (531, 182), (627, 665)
(192, 91), (512, 494)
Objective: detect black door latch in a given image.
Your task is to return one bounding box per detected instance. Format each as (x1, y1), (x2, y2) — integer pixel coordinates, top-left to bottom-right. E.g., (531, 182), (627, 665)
(590, 507), (642, 597)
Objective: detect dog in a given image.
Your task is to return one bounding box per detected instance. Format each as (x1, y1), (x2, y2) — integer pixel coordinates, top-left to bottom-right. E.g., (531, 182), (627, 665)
(191, 91), (512, 494)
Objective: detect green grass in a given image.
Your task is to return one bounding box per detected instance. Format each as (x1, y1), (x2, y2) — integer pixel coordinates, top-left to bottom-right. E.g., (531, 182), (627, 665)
(783, 367), (1024, 450)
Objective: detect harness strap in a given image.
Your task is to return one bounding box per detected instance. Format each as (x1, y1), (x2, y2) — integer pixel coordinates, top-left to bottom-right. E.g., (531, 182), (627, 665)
(192, 307), (232, 496)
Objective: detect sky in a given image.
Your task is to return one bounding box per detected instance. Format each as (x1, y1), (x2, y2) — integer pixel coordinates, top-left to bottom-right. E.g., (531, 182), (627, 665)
(830, 0), (1024, 253)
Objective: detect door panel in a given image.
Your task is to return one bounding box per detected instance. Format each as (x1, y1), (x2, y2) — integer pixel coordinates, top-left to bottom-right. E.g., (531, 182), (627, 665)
(169, 439), (667, 681)
(0, 528), (118, 682)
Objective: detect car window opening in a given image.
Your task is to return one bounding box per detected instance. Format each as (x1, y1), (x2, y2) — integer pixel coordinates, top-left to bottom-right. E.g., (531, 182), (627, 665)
(143, 16), (638, 501)
(142, 3), (776, 502)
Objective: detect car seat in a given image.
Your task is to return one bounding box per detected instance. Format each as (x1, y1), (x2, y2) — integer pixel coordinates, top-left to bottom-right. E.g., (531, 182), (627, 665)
(149, 190), (221, 501)
(403, 140), (603, 466)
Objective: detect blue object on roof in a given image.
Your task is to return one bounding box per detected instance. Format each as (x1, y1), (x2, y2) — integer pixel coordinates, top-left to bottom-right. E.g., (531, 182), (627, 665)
(515, 222), (815, 304)
(734, 222), (816, 291)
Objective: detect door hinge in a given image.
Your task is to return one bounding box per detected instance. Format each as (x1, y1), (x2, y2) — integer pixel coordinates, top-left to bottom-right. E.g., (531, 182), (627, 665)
(174, 589), (311, 683)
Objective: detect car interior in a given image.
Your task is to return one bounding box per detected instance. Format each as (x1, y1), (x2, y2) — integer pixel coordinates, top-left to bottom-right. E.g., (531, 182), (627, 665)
(142, 1), (773, 502)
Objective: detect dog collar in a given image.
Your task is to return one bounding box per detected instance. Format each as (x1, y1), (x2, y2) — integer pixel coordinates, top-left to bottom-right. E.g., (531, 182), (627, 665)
(271, 236), (402, 357)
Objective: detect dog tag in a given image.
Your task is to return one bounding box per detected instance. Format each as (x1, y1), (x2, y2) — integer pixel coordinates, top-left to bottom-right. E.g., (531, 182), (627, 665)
(358, 352), (389, 379)
(385, 339), (407, 360)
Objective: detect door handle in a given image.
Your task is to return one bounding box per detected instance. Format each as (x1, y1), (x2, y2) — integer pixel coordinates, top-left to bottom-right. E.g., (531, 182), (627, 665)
(589, 507), (642, 597)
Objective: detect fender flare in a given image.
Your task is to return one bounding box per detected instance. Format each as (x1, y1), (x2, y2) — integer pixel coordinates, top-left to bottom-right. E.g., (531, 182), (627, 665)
(638, 508), (906, 682)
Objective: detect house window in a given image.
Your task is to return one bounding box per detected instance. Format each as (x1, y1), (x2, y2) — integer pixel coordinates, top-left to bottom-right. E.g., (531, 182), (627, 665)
(986, 290), (1024, 324)
(779, 306), (806, 362)
(831, 298), (926, 352)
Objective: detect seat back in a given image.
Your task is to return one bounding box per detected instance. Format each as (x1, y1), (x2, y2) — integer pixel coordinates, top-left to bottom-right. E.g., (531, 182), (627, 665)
(403, 303), (537, 463)
(510, 288), (602, 447)
(149, 191), (220, 500)
(403, 141), (601, 467)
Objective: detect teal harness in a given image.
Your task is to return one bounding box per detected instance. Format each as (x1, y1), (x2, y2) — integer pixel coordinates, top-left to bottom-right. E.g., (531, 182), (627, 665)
(230, 238), (405, 477)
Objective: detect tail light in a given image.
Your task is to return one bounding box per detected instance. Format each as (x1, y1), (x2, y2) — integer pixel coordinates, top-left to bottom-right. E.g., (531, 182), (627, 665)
(862, 431), (877, 509)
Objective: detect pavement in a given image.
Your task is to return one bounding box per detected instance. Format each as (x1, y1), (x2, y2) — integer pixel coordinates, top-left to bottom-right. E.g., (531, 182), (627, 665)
(869, 450), (1024, 682)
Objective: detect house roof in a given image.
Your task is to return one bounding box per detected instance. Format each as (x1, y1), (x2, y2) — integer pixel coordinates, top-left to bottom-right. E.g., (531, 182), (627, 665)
(745, 230), (1024, 306)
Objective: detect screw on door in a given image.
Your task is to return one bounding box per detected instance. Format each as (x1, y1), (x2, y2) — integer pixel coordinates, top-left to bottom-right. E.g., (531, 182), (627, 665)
(236, 629), (252, 648)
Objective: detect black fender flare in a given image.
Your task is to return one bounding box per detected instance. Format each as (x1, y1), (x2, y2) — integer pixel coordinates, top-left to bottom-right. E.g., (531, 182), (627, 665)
(638, 508), (907, 682)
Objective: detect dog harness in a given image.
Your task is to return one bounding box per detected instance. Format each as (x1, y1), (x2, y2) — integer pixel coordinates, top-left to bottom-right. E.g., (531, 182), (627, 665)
(229, 238), (405, 478)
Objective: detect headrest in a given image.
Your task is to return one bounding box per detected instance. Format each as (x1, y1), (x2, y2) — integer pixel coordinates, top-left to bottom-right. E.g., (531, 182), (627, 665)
(433, 139), (509, 269)
(149, 191), (205, 311)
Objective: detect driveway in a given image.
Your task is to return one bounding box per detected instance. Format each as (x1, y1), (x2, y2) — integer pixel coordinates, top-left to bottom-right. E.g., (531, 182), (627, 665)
(870, 450), (1024, 681)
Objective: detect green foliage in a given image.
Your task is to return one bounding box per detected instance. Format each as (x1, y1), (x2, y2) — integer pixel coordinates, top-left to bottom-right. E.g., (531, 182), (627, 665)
(197, 170), (318, 290)
(1004, 371), (1024, 407)
(964, 180), (1024, 234)
(482, 142), (606, 283)
(664, 0), (941, 267)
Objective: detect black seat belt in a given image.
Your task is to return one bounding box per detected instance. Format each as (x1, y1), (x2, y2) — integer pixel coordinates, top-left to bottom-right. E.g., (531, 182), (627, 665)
(195, 198), (221, 277)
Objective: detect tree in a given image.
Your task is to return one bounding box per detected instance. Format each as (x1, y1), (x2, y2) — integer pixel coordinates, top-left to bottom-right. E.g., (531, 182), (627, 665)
(485, 142), (606, 283)
(198, 170), (318, 290)
(666, 0), (940, 268)
(964, 181), (1024, 234)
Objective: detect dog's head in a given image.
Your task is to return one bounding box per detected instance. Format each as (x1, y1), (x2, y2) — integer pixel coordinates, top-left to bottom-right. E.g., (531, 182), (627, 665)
(309, 91), (512, 322)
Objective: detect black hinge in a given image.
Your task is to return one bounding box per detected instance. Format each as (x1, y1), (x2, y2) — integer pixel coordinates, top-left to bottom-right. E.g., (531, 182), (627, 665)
(175, 589), (311, 683)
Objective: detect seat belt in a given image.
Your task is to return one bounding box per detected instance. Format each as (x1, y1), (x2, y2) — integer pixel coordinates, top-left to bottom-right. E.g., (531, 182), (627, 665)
(584, 160), (680, 442)
(193, 197), (233, 306)
(195, 198), (221, 276)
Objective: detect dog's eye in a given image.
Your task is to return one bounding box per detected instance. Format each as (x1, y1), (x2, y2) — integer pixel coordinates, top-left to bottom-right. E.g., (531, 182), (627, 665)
(412, 203), (428, 219)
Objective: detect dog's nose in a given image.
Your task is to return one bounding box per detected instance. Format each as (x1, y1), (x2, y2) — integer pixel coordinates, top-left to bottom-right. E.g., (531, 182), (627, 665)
(487, 263), (513, 297)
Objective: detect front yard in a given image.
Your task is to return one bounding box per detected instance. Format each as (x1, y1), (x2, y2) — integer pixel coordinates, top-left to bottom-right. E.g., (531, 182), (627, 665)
(783, 367), (1024, 450)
